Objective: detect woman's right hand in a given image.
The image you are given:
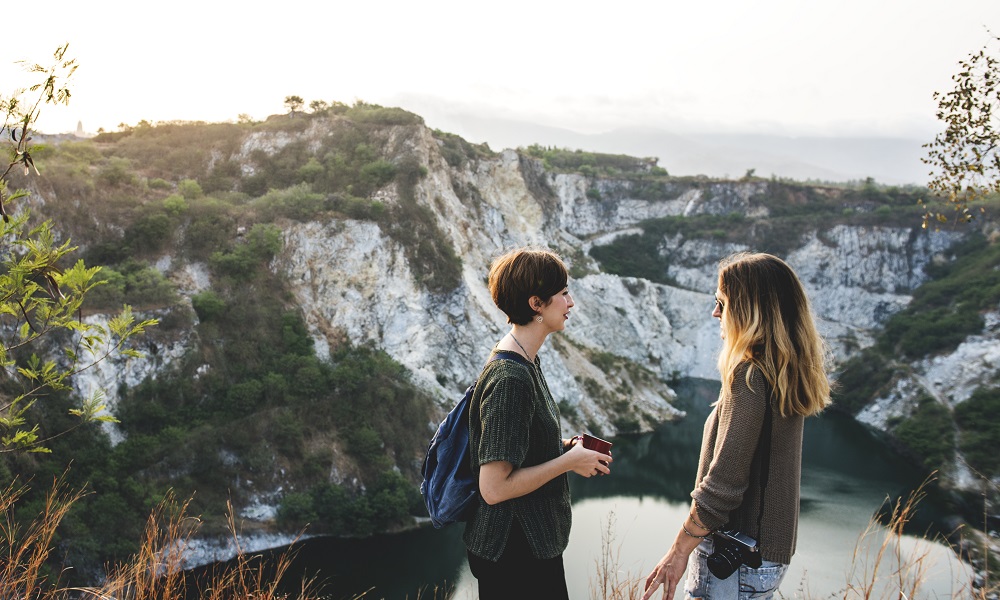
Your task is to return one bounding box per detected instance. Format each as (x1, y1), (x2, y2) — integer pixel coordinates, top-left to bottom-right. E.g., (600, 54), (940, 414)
(564, 442), (612, 477)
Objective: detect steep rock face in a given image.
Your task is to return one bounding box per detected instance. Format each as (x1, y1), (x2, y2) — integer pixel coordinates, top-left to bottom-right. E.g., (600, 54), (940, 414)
(70, 312), (192, 445)
(857, 309), (1000, 490)
(274, 219), (683, 438)
(267, 134), (969, 439)
(70, 261), (212, 444)
(545, 176), (769, 238)
(567, 274), (721, 382)
(789, 226), (960, 327)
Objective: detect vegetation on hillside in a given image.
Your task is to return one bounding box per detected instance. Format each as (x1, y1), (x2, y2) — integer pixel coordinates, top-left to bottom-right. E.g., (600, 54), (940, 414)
(523, 144), (666, 178)
(834, 232), (1000, 483)
(1, 98), (464, 580)
(589, 179), (940, 284)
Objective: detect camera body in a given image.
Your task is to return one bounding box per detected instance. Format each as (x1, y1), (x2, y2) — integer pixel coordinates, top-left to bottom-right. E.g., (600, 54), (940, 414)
(706, 529), (762, 580)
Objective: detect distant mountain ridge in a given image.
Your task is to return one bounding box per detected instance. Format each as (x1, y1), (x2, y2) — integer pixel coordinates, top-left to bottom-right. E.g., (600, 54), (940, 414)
(412, 110), (930, 185)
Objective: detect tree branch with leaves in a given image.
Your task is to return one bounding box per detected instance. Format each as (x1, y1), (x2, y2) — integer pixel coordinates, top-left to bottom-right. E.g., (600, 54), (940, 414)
(921, 33), (1000, 228)
(0, 44), (157, 453)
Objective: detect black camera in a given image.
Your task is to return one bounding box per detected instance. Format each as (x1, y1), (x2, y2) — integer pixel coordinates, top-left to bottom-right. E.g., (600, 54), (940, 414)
(706, 529), (762, 580)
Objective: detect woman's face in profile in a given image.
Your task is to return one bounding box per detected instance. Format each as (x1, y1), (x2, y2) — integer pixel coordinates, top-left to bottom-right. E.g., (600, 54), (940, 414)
(713, 289), (727, 339)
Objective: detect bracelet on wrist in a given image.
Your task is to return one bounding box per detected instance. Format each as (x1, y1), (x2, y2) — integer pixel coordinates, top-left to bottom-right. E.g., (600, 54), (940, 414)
(682, 523), (710, 539)
(689, 512), (709, 531)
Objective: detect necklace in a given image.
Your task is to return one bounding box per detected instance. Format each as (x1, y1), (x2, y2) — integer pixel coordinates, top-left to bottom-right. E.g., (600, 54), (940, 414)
(509, 332), (534, 362)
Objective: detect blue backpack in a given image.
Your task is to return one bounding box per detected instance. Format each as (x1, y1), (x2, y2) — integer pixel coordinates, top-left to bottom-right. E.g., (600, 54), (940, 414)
(420, 351), (528, 528)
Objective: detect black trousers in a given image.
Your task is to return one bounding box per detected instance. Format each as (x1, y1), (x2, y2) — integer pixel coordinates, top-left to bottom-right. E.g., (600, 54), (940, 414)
(467, 520), (570, 600)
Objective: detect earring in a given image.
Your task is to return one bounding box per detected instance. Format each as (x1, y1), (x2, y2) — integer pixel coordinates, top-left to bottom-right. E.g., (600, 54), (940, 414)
(535, 315), (543, 323)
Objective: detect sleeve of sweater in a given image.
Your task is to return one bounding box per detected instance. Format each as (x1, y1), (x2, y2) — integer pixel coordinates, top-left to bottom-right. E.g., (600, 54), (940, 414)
(476, 369), (535, 468)
(691, 366), (769, 530)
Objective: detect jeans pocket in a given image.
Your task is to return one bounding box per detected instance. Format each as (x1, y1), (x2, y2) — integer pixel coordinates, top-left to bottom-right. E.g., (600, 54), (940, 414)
(684, 543), (714, 598)
(738, 562), (787, 599)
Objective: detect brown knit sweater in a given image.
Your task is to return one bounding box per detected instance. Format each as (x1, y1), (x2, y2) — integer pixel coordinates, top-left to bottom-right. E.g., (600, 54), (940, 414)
(690, 362), (804, 565)
(463, 350), (572, 562)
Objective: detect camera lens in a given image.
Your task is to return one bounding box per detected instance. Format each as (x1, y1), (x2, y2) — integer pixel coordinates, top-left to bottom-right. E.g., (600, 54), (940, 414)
(707, 542), (743, 580)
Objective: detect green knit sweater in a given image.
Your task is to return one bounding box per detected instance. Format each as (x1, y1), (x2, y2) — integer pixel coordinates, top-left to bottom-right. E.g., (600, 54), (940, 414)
(463, 350), (572, 562)
(691, 362), (805, 565)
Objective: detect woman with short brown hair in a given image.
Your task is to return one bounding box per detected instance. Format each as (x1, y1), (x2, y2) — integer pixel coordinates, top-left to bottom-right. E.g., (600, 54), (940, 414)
(465, 246), (612, 599)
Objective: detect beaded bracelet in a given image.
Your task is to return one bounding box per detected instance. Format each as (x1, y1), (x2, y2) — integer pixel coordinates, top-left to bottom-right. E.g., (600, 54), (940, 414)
(689, 512), (709, 531)
(682, 523), (710, 539)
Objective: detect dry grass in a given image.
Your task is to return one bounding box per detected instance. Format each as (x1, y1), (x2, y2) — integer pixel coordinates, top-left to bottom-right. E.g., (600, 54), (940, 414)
(0, 475), (325, 600)
(587, 480), (996, 600)
(0, 474), (455, 600)
(590, 511), (642, 600)
(0, 476), (86, 600)
(840, 480), (939, 599)
(826, 475), (998, 600)
(0, 473), (993, 600)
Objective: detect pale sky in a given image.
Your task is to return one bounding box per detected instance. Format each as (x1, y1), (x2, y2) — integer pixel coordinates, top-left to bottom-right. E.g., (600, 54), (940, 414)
(6, 0), (1000, 145)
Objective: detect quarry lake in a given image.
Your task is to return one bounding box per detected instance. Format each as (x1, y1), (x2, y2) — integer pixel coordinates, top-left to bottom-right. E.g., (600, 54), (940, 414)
(201, 378), (972, 599)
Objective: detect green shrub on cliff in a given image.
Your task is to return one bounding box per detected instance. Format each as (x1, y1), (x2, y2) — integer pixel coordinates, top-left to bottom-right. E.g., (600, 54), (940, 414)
(892, 395), (955, 471)
(955, 386), (1000, 478)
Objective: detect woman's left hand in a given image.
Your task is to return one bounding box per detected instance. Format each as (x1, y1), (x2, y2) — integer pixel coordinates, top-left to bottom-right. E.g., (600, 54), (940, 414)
(564, 442), (612, 477)
(642, 545), (690, 600)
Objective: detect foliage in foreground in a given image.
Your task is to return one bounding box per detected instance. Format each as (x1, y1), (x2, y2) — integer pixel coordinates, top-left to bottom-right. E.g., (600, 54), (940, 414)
(0, 474), (463, 600)
(0, 44), (156, 454)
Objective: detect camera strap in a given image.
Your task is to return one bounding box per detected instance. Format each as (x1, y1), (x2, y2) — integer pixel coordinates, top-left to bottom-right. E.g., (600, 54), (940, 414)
(754, 387), (774, 546)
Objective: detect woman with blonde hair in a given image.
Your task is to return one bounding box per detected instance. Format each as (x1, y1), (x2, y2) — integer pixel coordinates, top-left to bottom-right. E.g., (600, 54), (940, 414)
(643, 252), (830, 600)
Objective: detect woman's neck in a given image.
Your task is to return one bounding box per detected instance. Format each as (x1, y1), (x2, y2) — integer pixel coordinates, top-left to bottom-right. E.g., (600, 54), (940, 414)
(505, 324), (546, 361)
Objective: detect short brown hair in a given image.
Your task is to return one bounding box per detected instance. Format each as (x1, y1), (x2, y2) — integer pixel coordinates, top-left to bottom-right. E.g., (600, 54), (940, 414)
(488, 247), (568, 325)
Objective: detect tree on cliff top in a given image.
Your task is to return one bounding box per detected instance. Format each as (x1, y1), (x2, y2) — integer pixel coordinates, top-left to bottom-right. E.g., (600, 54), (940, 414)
(921, 33), (1000, 228)
(284, 95), (304, 117)
(0, 44), (155, 453)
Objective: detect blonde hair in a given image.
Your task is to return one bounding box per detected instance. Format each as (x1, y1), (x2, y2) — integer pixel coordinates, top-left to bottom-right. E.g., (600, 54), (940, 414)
(716, 252), (830, 417)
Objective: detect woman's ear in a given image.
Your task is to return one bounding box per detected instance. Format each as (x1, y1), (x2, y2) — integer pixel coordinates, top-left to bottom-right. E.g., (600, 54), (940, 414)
(528, 295), (543, 313)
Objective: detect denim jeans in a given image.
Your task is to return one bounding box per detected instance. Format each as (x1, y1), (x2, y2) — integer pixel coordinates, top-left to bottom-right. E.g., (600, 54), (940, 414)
(684, 536), (788, 599)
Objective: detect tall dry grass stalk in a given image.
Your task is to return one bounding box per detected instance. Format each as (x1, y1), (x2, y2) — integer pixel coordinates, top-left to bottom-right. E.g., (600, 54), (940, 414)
(0, 475), (327, 600)
(0, 475), (86, 600)
(841, 480), (936, 599)
(590, 511), (642, 600)
(77, 495), (322, 600)
(835, 474), (997, 600)
(0, 475), (452, 600)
